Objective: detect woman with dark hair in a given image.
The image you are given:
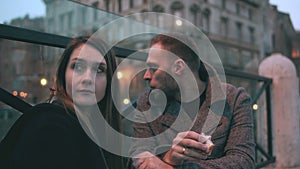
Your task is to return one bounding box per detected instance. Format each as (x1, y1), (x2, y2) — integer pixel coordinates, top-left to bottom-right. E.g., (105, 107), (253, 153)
(0, 36), (123, 169)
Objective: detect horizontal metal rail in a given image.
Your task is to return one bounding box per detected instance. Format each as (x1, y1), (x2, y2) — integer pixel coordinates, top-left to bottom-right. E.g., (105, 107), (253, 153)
(0, 87), (32, 112)
(0, 24), (71, 48)
(0, 24), (148, 61)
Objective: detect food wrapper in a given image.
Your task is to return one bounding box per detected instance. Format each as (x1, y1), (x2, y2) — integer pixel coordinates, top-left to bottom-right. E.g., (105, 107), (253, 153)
(198, 133), (215, 154)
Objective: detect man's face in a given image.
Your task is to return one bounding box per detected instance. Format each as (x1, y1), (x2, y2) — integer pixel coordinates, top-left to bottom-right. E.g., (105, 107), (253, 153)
(144, 43), (178, 97)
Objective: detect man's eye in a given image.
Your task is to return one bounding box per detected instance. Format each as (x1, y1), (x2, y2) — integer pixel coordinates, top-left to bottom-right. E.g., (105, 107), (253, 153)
(94, 66), (107, 74)
(149, 67), (158, 73)
(96, 67), (105, 73)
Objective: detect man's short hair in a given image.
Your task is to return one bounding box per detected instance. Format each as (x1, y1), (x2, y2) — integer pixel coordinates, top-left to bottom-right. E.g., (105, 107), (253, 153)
(150, 33), (208, 82)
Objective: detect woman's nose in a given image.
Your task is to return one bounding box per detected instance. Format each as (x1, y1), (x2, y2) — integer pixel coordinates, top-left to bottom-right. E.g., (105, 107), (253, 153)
(82, 69), (94, 85)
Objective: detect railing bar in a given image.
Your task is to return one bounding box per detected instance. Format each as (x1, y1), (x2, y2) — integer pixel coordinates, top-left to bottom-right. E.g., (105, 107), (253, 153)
(114, 46), (147, 61)
(0, 24), (71, 48)
(225, 68), (272, 82)
(256, 144), (271, 159)
(255, 157), (276, 169)
(251, 82), (268, 104)
(0, 87), (32, 113)
(266, 84), (274, 157)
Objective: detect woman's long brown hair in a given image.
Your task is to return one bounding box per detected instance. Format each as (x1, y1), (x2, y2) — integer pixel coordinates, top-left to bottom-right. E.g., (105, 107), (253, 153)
(49, 36), (123, 168)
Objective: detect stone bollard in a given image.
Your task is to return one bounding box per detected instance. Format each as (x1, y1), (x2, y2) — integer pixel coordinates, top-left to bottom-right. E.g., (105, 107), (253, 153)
(259, 53), (300, 169)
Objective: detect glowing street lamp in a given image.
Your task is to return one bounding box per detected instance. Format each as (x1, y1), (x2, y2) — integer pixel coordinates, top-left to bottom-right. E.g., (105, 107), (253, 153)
(40, 78), (48, 86)
(176, 19), (182, 26)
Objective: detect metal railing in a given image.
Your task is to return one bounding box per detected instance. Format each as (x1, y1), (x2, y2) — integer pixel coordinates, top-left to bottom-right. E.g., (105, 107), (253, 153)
(225, 69), (275, 168)
(0, 24), (275, 168)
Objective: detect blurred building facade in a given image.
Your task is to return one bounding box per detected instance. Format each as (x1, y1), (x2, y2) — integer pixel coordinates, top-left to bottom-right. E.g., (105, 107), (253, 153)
(39, 0), (300, 74)
(70, 0), (300, 97)
(76, 0), (298, 70)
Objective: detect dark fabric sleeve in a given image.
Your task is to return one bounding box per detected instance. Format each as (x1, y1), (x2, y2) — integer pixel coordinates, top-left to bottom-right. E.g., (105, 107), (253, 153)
(174, 163), (204, 169)
(127, 91), (157, 169)
(184, 87), (256, 169)
(128, 111), (158, 156)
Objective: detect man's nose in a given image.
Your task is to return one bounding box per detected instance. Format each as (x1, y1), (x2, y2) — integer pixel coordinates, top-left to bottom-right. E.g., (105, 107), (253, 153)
(144, 69), (152, 80)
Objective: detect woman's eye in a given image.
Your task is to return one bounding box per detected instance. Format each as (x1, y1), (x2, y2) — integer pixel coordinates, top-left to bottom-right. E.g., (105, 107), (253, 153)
(72, 63), (86, 72)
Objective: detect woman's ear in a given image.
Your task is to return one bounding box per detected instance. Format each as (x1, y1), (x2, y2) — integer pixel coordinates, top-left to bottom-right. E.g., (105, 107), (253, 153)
(173, 59), (186, 75)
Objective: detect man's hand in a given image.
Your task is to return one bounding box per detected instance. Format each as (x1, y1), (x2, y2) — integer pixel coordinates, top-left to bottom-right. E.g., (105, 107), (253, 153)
(163, 131), (213, 165)
(133, 151), (174, 169)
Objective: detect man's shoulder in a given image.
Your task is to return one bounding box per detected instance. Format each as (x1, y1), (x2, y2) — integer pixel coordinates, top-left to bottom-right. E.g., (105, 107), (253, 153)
(222, 83), (250, 97)
(221, 83), (252, 107)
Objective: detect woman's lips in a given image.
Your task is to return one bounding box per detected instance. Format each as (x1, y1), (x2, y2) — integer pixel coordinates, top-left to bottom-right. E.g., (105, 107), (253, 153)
(77, 89), (94, 94)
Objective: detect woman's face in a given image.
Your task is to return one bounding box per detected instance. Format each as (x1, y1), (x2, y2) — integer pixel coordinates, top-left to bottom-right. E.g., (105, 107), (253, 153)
(65, 44), (107, 107)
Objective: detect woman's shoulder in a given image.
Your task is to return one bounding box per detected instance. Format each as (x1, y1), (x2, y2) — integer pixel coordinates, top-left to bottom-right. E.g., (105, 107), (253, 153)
(8, 102), (84, 149)
(27, 102), (66, 113)
(20, 103), (79, 131)
(26, 102), (72, 116)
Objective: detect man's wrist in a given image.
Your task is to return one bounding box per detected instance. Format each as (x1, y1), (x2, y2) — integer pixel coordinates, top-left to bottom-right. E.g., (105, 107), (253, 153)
(163, 151), (181, 167)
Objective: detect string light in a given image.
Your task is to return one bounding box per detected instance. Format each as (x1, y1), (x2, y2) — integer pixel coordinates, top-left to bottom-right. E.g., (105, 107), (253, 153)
(252, 104), (258, 110)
